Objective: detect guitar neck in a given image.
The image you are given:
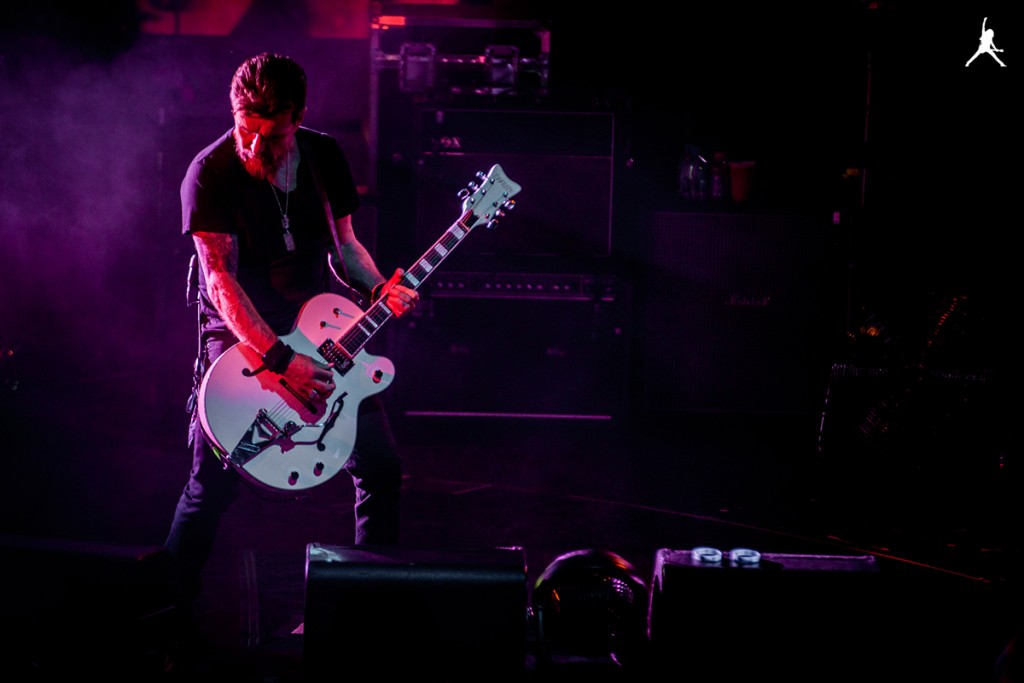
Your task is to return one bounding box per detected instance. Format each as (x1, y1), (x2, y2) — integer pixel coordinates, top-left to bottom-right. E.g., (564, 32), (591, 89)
(400, 209), (477, 293)
(335, 210), (478, 359)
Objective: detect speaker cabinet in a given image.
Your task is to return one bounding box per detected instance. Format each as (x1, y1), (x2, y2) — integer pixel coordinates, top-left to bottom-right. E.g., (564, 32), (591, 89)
(646, 548), (1009, 681)
(642, 211), (832, 415)
(414, 108), (615, 264)
(0, 535), (177, 680)
(303, 544), (529, 678)
(375, 106), (616, 271)
(381, 276), (628, 419)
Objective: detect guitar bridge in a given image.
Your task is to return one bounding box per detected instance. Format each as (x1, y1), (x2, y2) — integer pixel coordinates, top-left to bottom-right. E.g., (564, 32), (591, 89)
(228, 409), (300, 467)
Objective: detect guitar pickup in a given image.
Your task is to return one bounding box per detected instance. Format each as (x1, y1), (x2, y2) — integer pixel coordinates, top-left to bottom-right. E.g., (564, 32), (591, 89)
(318, 339), (355, 374)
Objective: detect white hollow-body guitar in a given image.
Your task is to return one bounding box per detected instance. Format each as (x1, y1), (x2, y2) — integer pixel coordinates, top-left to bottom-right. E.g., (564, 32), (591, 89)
(197, 164), (521, 491)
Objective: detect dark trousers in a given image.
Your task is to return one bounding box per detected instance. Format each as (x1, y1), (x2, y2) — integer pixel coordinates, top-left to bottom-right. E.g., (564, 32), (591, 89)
(164, 337), (402, 603)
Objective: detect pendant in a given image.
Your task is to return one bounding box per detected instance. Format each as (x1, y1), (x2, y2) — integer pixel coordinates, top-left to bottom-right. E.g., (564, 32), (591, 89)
(283, 229), (295, 252)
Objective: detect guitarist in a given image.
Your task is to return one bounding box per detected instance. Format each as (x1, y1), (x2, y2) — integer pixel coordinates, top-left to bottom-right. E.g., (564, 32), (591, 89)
(163, 53), (419, 636)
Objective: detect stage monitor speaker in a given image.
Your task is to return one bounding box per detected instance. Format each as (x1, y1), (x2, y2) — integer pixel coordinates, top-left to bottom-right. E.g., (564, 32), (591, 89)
(646, 548), (1009, 680)
(303, 544), (529, 678)
(642, 211), (832, 415)
(413, 108), (615, 265)
(0, 535), (178, 680)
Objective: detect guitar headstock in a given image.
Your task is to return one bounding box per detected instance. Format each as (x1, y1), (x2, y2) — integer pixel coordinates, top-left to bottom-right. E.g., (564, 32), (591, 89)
(458, 164), (522, 230)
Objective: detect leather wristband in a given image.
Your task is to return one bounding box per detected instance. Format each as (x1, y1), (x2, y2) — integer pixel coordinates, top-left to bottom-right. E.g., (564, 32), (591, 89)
(261, 339), (295, 374)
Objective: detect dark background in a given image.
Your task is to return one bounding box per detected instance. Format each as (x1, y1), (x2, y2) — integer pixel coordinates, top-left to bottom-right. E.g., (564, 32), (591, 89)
(0, 0), (1017, 577)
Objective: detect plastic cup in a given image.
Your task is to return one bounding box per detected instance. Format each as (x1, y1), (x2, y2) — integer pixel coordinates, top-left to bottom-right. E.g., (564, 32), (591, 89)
(728, 161), (756, 202)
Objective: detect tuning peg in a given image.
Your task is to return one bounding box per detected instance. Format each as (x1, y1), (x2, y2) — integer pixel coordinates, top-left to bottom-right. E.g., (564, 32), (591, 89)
(486, 219), (499, 229)
(457, 188), (470, 200)
(501, 199), (516, 212)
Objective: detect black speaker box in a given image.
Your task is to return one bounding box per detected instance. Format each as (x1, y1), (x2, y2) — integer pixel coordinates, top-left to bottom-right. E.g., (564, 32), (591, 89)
(642, 211), (833, 415)
(381, 282), (628, 419)
(303, 544), (529, 678)
(412, 107), (615, 263)
(376, 106), (616, 271)
(0, 535), (178, 681)
(646, 548), (1011, 681)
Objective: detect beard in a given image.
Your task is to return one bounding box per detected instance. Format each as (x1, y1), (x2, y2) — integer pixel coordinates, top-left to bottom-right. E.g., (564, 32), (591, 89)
(235, 137), (282, 181)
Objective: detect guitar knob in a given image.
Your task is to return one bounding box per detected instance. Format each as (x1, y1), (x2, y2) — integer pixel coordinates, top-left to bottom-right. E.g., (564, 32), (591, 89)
(288, 471), (299, 486)
(314, 462), (324, 476)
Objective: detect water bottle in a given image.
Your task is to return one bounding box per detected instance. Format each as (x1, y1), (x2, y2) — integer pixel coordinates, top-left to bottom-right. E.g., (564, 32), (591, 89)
(710, 152), (729, 202)
(678, 144), (708, 202)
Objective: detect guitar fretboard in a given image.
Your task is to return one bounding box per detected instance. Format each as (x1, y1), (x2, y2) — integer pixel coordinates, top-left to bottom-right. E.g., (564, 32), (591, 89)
(334, 216), (474, 360)
(322, 163), (518, 365)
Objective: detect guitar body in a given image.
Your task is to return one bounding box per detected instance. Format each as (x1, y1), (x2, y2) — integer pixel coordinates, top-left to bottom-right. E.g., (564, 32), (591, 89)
(197, 293), (394, 491)
(197, 163), (520, 492)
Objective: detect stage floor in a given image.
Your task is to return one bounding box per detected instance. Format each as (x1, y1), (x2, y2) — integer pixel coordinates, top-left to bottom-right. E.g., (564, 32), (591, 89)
(4, 411), (1021, 681)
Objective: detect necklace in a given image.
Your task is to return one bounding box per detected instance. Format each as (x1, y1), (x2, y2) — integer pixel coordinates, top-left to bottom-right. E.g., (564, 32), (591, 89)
(269, 148), (295, 252)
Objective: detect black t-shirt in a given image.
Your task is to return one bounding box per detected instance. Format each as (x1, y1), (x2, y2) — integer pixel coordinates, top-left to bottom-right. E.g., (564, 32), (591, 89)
(181, 127), (360, 337)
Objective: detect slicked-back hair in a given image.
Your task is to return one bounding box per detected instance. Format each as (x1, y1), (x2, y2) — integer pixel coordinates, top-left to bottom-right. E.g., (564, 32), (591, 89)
(230, 52), (307, 120)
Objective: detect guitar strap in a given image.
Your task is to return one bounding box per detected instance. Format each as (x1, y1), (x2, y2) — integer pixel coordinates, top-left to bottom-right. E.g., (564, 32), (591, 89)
(185, 252), (203, 446)
(298, 134), (369, 309)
